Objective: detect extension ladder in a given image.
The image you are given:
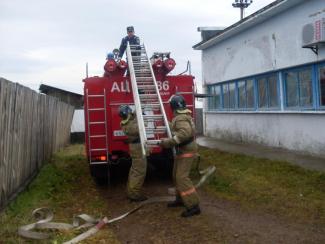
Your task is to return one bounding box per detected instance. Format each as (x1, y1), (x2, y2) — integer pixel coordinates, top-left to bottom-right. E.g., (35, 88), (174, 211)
(126, 42), (172, 157)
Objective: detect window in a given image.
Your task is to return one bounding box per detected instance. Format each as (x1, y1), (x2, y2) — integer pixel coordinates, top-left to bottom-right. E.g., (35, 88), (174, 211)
(206, 63), (324, 112)
(222, 82), (236, 109)
(269, 75), (279, 107)
(257, 74), (279, 108)
(229, 83), (236, 109)
(207, 85), (221, 110)
(258, 78), (267, 108)
(237, 79), (255, 109)
(246, 79), (254, 108)
(319, 65), (325, 107)
(222, 84), (229, 108)
(213, 85), (221, 109)
(207, 86), (214, 110)
(284, 67), (313, 108)
(238, 81), (246, 108)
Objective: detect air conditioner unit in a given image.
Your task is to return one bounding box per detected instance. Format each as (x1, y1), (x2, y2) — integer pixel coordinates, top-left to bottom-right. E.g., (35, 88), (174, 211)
(302, 18), (325, 46)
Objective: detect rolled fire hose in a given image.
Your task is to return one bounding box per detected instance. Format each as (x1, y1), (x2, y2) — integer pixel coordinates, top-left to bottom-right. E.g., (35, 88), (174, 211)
(18, 166), (216, 243)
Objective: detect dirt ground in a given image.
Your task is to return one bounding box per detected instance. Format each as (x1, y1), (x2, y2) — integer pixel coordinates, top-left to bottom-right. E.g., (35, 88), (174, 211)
(99, 173), (325, 244)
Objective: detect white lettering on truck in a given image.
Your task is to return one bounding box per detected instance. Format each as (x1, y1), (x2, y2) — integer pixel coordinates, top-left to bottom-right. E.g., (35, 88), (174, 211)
(111, 81), (130, 93)
(110, 80), (169, 94)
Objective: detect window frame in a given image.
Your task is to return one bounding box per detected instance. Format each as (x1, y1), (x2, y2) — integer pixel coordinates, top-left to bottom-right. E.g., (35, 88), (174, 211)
(317, 63), (325, 110)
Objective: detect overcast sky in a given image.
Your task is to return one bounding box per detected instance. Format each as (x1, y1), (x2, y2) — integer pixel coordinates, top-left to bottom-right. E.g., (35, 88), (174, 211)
(0, 0), (274, 94)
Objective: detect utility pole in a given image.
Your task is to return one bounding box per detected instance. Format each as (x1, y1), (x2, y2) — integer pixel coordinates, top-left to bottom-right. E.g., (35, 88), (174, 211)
(232, 0), (253, 20)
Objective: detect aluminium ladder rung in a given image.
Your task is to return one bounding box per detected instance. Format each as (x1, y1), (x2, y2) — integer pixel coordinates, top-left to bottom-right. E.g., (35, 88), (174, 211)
(133, 63), (149, 66)
(140, 97), (159, 101)
(135, 75), (152, 78)
(135, 71), (152, 74)
(88, 94), (105, 97)
(137, 85), (155, 89)
(137, 81), (154, 84)
(146, 140), (162, 145)
(145, 127), (167, 133)
(90, 148), (107, 151)
(89, 121), (105, 125)
(146, 130), (166, 134)
(137, 81), (154, 85)
(140, 98), (159, 101)
(130, 45), (144, 48)
(136, 77), (153, 79)
(133, 58), (147, 60)
(143, 118), (163, 121)
(90, 135), (106, 138)
(139, 94), (158, 97)
(143, 114), (163, 118)
(88, 108), (105, 111)
(134, 68), (150, 70)
(130, 50), (146, 53)
(137, 84), (155, 87)
(141, 104), (160, 108)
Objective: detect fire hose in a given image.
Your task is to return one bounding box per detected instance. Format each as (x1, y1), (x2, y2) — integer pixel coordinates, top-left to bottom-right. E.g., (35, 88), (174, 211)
(18, 166), (216, 243)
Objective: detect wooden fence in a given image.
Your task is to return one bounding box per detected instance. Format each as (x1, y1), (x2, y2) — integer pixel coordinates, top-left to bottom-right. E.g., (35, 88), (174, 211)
(0, 78), (75, 209)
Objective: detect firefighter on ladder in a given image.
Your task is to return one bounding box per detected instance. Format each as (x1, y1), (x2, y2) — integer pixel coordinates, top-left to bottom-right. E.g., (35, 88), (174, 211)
(160, 95), (201, 217)
(119, 105), (148, 202)
(118, 26), (140, 58)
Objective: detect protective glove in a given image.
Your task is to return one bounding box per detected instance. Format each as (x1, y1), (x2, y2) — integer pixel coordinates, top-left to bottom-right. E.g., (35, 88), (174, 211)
(160, 138), (172, 148)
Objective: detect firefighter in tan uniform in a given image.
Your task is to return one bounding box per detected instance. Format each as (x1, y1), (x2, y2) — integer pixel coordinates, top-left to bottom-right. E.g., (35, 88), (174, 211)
(160, 95), (201, 217)
(119, 105), (147, 202)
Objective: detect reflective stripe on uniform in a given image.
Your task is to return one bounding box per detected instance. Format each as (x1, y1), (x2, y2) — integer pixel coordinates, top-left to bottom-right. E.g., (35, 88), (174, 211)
(173, 135), (181, 144)
(176, 152), (195, 158)
(180, 187), (196, 197)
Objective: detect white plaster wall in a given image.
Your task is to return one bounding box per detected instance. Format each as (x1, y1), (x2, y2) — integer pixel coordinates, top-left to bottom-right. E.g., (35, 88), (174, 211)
(205, 113), (325, 158)
(202, 0), (325, 85)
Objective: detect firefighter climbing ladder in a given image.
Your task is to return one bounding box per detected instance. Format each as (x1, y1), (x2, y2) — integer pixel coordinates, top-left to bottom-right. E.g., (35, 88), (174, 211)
(126, 42), (173, 157)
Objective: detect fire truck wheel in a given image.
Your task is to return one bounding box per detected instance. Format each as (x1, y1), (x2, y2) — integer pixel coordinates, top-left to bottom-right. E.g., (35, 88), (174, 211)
(90, 164), (111, 185)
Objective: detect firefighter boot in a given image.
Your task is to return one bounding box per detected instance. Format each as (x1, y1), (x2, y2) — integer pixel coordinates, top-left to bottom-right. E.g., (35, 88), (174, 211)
(127, 195), (148, 202)
(181, 205), (201, 217)
(167, 195), (184, 208)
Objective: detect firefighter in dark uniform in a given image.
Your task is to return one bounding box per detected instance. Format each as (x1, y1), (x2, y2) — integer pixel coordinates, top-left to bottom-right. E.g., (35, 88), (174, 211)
(118, 26), (140, 58)
(160, 95), (201, 217)
(119, 105), (147, 202)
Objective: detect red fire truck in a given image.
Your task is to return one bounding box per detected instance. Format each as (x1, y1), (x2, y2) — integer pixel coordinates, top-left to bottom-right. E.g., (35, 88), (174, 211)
(83, 51), (195, 183)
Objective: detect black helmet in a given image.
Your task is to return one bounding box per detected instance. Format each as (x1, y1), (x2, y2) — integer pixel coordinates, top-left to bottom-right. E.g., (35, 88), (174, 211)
(169, 95), (186, 110)
(119, 105), (132, 119)
(127, 26), (134, 32)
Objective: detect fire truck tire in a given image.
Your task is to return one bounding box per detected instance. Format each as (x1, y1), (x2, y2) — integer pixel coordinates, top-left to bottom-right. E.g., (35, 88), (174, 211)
(90, 164), (111, 185)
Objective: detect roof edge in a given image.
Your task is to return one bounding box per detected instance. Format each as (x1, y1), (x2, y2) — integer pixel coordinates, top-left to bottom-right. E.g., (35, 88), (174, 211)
(193, 0), (305, 50)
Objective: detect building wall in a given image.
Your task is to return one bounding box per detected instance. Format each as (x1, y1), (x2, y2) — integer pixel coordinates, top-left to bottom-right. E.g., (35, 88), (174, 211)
(205, 112), (325, 157)
(201, 0), (325, 158)
(202, 0), (325, 84)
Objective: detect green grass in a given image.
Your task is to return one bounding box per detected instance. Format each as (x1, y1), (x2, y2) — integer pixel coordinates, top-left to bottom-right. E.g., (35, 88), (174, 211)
(0, 144), (119, 244)
(198, 146), (325, 225)
(1, 144), (324, 243)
